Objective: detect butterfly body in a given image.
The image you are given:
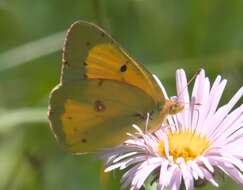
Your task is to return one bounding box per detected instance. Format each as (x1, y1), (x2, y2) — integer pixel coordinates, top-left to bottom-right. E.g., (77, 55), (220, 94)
(48, 21), (183, 154)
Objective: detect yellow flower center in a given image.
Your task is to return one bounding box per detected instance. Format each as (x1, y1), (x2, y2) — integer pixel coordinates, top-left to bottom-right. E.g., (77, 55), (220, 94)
(158, 131), (210, 162)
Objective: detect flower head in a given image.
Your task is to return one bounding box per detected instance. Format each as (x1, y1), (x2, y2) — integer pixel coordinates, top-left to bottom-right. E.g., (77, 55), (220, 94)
(99, 69), (243, 190)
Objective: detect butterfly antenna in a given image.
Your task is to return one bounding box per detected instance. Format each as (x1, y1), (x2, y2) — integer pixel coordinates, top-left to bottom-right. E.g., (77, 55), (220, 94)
(188, 108), (201, 143)
(177, 69), (202, 100)
(189, 97), (201, 142)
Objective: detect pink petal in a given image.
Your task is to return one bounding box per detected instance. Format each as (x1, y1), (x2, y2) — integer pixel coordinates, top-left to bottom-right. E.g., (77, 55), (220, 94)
(158, 160), (169, 189)
(167, 166), (182, 190)
(200, 167), (219, 187)
(207, 87), (243, 139)
(176, 69), (190, 130)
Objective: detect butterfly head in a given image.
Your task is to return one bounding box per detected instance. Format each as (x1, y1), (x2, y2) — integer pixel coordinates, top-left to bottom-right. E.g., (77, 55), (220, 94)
(163, 97), (184, 115)
(160, 98), (184, 116)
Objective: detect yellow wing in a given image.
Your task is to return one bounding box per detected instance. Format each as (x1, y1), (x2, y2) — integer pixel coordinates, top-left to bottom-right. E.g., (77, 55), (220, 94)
(49, 80), (158, 153)
(49, 21), (166, 153)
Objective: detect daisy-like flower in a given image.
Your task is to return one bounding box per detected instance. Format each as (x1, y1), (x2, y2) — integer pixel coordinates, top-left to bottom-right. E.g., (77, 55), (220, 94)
(99, 69), (243, 190)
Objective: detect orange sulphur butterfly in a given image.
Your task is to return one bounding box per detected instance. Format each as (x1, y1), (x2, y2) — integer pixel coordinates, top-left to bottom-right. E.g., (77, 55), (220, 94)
(48, 21), (183, 154)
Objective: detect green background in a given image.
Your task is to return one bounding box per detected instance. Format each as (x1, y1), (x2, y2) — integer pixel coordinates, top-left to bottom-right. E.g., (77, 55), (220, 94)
(0, 0), (242, 189)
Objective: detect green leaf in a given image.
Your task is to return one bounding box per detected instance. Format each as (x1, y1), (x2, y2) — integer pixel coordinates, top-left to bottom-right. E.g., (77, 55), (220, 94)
(0, 108), (47, 133)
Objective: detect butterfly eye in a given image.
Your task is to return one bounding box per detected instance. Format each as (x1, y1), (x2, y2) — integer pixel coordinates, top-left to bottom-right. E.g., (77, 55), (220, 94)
(169, 103), (184, 115)
(171, 105), (178, 114)
(86, 41), (91, 47)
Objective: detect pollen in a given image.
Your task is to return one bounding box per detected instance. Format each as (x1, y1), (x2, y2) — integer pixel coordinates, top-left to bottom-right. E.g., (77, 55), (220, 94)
(158, 130), (210, 162)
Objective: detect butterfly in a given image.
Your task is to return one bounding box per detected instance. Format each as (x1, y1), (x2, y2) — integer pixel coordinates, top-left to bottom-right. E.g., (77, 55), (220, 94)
(48, 21), (184, 154)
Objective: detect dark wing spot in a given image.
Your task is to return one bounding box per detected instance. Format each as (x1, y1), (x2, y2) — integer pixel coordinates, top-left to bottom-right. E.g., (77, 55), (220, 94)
(120, 64), (127, 72)
(63, 60), (68, 65)
(150, 111), (154, 120)
(97, 80), (104, 86)
(67, 116), (72, 120)
(133, 112), (153, 121)
(83, 73), (88, 79)
(101, 32), (105, 37)
(133, 112), (147, 120)
(83, 61), (88, 66)
(81, 138), (87, 143)
(94, 100), (106, 112)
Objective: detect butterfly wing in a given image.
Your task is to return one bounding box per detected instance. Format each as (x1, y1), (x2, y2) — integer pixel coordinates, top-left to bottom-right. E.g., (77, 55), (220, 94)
(49, 21), (165, 153)
(50, 80), (156, 153)
(61, 21), (164, 100)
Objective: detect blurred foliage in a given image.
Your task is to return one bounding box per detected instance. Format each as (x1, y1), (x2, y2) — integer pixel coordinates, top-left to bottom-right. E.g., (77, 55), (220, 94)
(0, 0), (242, 189)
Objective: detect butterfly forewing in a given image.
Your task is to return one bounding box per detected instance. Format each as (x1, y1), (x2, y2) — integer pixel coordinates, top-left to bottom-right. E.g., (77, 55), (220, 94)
(61, 21), (164, 101)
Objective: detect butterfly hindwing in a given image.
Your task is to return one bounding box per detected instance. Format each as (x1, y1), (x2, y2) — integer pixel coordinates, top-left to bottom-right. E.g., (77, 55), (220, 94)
(49, 80), (156, 153)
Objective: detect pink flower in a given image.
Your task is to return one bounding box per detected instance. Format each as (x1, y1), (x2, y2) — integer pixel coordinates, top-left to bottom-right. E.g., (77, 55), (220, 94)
(99, 69), (243, 190)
